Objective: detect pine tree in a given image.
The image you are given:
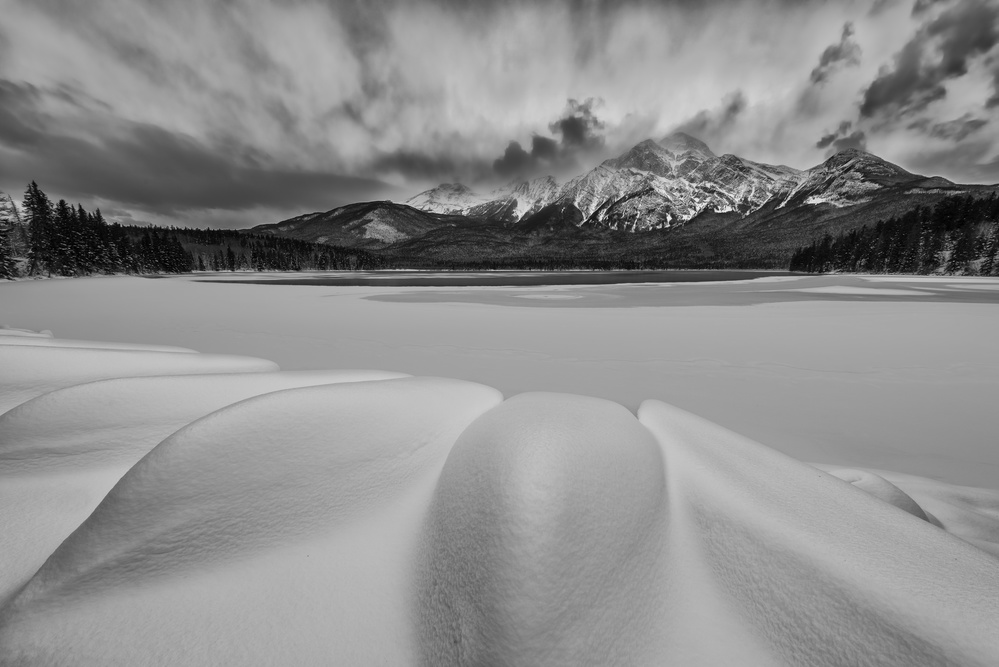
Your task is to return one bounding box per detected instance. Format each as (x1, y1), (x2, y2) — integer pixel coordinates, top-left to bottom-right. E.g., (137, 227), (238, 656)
(0, 222), (17, 278)
(51, 199), (77, 275)
(23, 181), (54, 275)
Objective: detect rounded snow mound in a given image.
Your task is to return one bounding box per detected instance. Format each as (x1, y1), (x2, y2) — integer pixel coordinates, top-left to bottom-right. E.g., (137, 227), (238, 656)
(419, 393), (668, 665)
(8, 377), (502, 608)
(0, 369), (411, 607)
(826, 468), (928, 520)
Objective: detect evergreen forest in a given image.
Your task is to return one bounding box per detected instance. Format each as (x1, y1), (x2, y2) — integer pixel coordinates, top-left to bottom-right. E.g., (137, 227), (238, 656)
(789, 193), (999, 275)
(0, 182), (380, 279)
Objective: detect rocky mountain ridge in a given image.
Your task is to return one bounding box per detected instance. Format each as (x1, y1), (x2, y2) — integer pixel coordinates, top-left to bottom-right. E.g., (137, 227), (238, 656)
(251, 134), (992, 268)
(403, 133), (939, 232)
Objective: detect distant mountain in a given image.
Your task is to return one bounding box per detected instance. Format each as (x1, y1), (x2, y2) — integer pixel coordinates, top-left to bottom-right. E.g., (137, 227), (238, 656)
(403, 132), (904, 230)
(251, 201), (489, 250)
(251, 135), (995, 268)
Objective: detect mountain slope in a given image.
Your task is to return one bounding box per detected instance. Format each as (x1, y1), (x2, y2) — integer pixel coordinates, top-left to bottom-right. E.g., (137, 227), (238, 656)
(251, 201), (489, 249)
(255, 136), (995, 268)
(405, 132), (811, 231)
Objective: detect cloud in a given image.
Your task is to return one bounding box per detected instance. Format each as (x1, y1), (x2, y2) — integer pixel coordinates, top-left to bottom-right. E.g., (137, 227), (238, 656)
(548, 98), (605, 150)
(671, 91), (747, 146)
(860, 0), (999, 118)
(0, 78), (397, 216)
(912, 0), (949, 16)
(492, 98), (607, 179)
(901, 140), (999, 183)
(810, 23), (862, 84)
(493, 142), (534, 178)
(909, 114), (989, 140)
(989, 56), (999, 107)
(869, 0), (902, 16)
(816, 121), (868, 155)
(3, 0), (999, 224)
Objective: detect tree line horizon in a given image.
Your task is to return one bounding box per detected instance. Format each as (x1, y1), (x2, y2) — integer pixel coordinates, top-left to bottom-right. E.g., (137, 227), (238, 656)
(2, 182), (998, 278)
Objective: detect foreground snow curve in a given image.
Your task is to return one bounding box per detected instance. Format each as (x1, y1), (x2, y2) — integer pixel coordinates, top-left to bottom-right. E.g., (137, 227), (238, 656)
(0, 369), (409, 602)
(1, 332), (998, 666)
(0, 343), (278, 414)
(639, 401), (999, 666)
(419, 393), (669, 665)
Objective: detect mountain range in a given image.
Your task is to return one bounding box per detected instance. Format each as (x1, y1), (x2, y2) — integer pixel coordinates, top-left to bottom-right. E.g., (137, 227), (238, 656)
(219, 133), (999, 267)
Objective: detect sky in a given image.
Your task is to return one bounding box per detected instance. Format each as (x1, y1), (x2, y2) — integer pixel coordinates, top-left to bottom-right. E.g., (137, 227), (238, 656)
(0, 0), (997, 229)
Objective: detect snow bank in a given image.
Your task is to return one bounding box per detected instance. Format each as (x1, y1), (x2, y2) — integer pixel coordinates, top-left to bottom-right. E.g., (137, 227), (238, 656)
(825, 468), (928, 520)
(0, 327), (52, 338)
(0, 345), (278, 414)
(0, 375), (502, 665)
(0, 370), (409, 602)
(639, 400), (999, 666)
(418, 393), (669, 665)
(2, 334), (999, 665)
(817, 465), (999, 558)
(0, 335), (196, 352)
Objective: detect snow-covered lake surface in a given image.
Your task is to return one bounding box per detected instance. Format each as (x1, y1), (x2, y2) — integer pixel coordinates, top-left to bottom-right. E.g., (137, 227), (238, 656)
(3, 272), (998, 486)
(1, 272), (998, 665)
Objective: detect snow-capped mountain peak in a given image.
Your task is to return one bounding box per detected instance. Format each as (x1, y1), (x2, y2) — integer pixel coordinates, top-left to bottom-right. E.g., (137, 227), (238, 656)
(405, 183), (491, 215)
(403, 137), (928, 232)
(658, 131), (715, 158)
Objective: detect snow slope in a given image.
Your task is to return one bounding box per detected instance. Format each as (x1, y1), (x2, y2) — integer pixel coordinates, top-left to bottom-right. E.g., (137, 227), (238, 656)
(0, 359), (409, 604)
(0, 336), (278, 414)
(1, 331), (998, 665)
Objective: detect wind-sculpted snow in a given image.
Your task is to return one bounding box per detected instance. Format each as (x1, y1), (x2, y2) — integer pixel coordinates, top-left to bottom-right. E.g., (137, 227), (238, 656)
(0, 340), (278, 414)
(1, 335), (998, 665)
(639, 401), (999, 666)
(0, 368), (409, 606)
(418, 394), (669, 665)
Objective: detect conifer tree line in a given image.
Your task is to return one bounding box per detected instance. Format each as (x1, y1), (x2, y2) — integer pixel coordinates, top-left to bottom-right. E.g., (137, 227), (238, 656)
(0, 182), (380, 279)
(789, 193), (999, 275)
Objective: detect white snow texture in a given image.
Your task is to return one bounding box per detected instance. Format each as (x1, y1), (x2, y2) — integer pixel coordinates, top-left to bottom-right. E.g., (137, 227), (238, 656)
(1, 329), (998, 666)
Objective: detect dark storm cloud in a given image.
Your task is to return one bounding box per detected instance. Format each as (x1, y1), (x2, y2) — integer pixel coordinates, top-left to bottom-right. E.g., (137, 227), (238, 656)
(493, 99), (607, 179)
(860, 0), (999, 118)
(869, 0), (901, 16)
(809, 23), (862, 84)
(902, 140), (999, 183)
(493, 142), (533, 178)
(0, 79), (396, 215)
(548, 98), (605, 150)
(815, 121), (867, 155)
(0, 80), (46, 148)
(909, 114), (989, 140)
(672, 91), (746, 140)
(989, 58), (999, 107)
(912, 0), (949, 15)
(371, 149), (490, 183)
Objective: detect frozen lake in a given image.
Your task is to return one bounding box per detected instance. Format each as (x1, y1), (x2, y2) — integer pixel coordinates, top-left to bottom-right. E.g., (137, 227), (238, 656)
(3, 272), (998, 488)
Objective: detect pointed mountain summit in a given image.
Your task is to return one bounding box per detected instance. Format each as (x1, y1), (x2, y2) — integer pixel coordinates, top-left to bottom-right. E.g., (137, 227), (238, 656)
(256, 133), (991, 266)
(658, 132), (715, 158)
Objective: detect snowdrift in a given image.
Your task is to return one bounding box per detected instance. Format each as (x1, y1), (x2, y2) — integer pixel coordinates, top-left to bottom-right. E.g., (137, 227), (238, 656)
(1, 332), (998, 665)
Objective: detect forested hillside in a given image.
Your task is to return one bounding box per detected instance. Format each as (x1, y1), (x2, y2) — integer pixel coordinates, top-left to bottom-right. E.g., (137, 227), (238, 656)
(0, 182), (380, 279)
(789, 193), (999, 276)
